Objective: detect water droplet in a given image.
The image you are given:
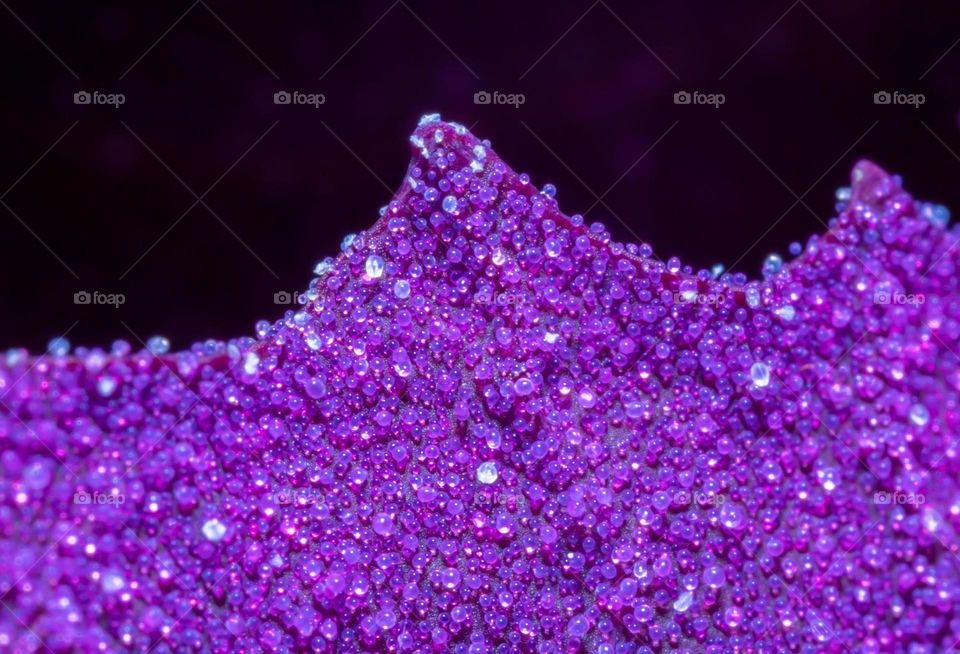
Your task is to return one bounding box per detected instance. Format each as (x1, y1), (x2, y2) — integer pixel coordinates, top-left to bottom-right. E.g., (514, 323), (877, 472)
(48, 337), (70, 357)
(673, 590), (693, 613)
(567, 615), (589, 637)
(476, 462), (498, 484)
(393, 280), (411, 299)
(365, 255), (385, 279)
(202, 519), (227, 542)
(750, 362), (770, 387)
(441, 195), (458, 214)
(96, 376), (117, 397)
(762, 254), (783, 276)
(514, 377), (534, 396)
(243, 351), (260, 375)
(909, 403), (930, 427)
(775, 305), (796, 322)
(146, 336), (170, 355)
(102, 572), (125, 593)
(314, 258), (333, 275)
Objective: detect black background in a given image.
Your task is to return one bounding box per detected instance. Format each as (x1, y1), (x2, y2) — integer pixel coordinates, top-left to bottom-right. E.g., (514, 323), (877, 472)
(2, 1), (960, 351)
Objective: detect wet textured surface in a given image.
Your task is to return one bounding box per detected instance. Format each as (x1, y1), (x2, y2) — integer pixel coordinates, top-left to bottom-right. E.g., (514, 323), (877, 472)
(1, 115), (960, 652)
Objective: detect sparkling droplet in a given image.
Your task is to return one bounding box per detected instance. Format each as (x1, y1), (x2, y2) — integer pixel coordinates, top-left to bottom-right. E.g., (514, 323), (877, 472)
(102, 572), (125, 593)
(202, 519), (227, 542)
(750, 362), (771, 387)
(372, 512), (394, 537)
(441, 195), (458, 214)
(243, 351), (260, 375)
(775, 305), (796, 322)
(146, 336), (170, 355)
(673, 590), (693, 613)
(96, 376), (117, 397)
(514, 377), (534, 396)
(763, 253), (783, 276)
(393, 280), (411, 299)
(314, 258), (333, 275)
(909, 403), (930, 427)
(47, 337), (70, 356)
(365, 255), (385, 279)
(567, 615), (589, 637)
(476, 462), (498, 484)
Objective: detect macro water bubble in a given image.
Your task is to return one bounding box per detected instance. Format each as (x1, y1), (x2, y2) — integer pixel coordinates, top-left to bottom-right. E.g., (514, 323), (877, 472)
(202, 519), (227, 542)
(750, 362), (771, 387)
(365, 255), (385, 279)
(393, 280), (411, 299)
(476, 462), (498, 484)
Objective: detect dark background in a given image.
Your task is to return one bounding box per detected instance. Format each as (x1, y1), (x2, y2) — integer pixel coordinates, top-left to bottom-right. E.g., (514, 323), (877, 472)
(2, 1), (960, 351)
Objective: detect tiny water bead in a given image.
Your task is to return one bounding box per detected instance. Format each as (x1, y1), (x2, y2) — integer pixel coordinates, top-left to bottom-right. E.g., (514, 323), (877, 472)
(909, 403), (930, 427)
(313, 258), (333, 276)
(514, 377), (534, 396)
(364, 255), (385, 279)
(476, 461), (498, 484)
(96, 376), (117, 397)
(201, 518), (227, 542)
(372, 513), (394, 537)
(750, 361), (771, 387)
(146, 335), (170, 355)
(672, 590), (694, 613)
(0, 118), (958, 652)
(762, 253), (783, 277)
(441, 195), (458, 213)
(47, 337), (70, 356)
(775, 304), (796, 321)
(567, 615), (590, 638)
(393, 279), (410, 299)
